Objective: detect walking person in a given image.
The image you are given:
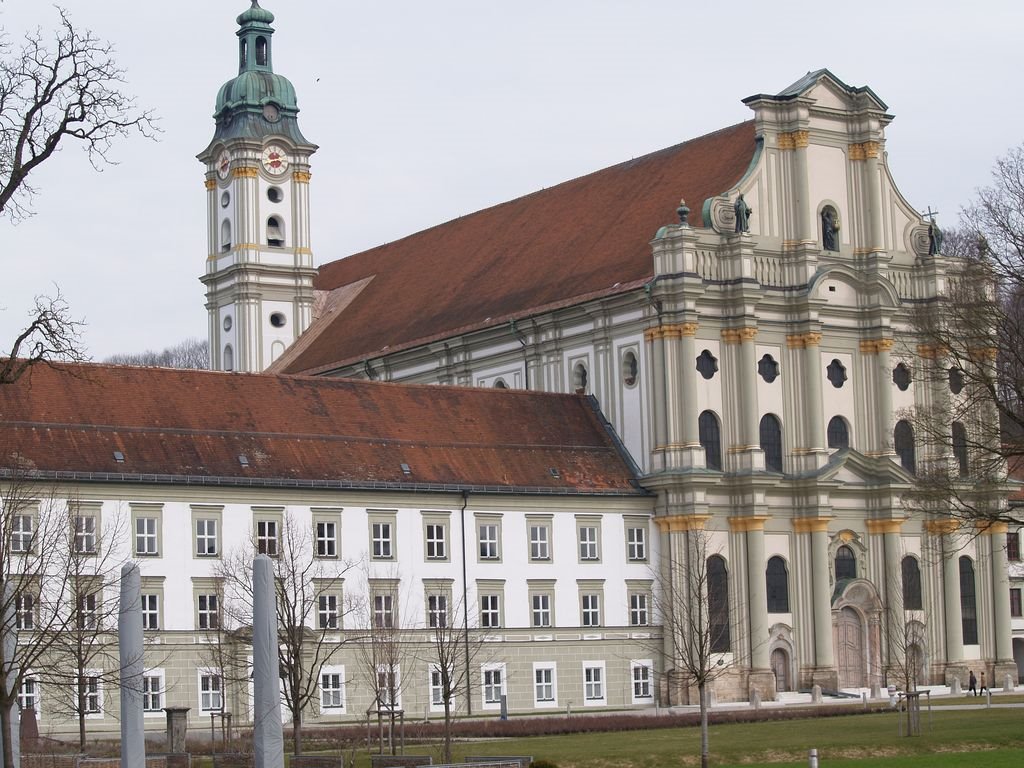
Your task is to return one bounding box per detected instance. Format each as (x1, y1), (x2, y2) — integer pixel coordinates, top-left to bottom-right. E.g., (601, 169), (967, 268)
(980, 671), (988, 695)
(969, 670), (978, 696)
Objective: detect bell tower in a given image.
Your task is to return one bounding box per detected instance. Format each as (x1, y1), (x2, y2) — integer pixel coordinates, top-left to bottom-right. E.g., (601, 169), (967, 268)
(199, 1), (317, 372)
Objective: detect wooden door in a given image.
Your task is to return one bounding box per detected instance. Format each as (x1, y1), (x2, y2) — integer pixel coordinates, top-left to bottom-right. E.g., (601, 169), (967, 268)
(837, 607), (865, 688)
(771, 648), (790, 692)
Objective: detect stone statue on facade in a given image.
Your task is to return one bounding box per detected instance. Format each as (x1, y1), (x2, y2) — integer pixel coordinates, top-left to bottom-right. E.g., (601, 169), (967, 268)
(822, 208), (839, 251)
(927, 222), (943, 255)
(734, 193), (752, 233)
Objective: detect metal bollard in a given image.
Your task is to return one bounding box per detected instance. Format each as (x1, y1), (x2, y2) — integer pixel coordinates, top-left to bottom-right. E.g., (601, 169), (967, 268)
(808, 747), (819, 768)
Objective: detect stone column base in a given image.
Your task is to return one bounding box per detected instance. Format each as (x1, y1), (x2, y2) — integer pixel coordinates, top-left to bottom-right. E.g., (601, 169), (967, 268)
(944, 664), (968, 688)
(810, 669), (838, 692)
(747, 670), (777, 702)
(993, 661), (1018, 689)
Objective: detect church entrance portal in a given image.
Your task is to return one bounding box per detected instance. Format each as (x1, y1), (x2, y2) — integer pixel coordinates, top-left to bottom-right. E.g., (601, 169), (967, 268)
(771, 648), (791, 692)
(837, 607), (866, 688)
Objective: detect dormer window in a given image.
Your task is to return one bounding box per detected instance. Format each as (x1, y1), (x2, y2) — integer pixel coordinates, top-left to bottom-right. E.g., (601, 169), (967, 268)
(267, 216), (284, 247)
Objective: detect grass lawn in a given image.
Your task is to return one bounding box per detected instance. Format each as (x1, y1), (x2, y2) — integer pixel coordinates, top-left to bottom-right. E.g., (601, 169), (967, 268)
(398, 708), (1024, 767)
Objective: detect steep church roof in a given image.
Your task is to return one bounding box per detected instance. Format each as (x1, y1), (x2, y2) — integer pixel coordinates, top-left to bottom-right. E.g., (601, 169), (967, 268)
(277, 120), (757, 375)
(0, 363), (642, 495)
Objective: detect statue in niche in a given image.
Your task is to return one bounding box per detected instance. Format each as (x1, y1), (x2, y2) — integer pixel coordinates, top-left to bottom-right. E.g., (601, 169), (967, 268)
(734, 193), (752, 233)
(821, 207), (840, 251)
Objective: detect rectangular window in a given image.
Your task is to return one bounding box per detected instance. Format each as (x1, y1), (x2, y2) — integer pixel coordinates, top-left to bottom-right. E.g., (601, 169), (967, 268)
(141, 594), (160, 630)
(196, 518), (219, 557)
(376, 668), (399, 709)
(135, 517), (159, 556)
(530, 524), (550, 561)
(531, 594), (551, 628)
(480, 595), (500, 629)
(199, 673), (222, 712)
(629, 593), (649, 626)
(483, 667), (504, 705)
(18, 678), (38, 713)
(77, 592), (98, 630)
(74, 515), (97, 554)
(581, 594), (601, 627)
(583, 665), (604, 702)
(372, 521), (393, 559)
(426, 523), (447, 560)
(256, 519), (279, 556)
(1008, 532), (1021, 562)
(632, 662), (653, 701)
(320, 673), (344, 709)
(198, 594), (219, 630)
(578, 525), (599, 561)
(430, 668), (445, 707)
(11, 514), (34, 553)
(315, 520), (338, 558)
(428, 594), (448, 628)
(373, 594), (394, 629)
(15, 593), (34, 630)
(627, 526), (647, 561)
(142, 675), (163, 712)
(534, 667), (554, 703)
(479, 524), (499, 560)
(81, 676), (101, 714)
(318, 593), (339, 629)
(1011, 588), (1022, 618)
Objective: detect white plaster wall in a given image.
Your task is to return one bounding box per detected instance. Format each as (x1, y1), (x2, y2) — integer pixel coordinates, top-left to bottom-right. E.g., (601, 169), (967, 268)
(806, 144), (850, 246)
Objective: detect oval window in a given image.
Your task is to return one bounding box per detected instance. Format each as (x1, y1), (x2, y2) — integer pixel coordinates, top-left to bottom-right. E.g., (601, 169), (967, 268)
(270, 312), (287, 328)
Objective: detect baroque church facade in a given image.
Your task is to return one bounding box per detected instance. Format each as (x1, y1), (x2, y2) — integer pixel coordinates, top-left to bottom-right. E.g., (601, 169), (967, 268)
(203, 7), (1016, 697)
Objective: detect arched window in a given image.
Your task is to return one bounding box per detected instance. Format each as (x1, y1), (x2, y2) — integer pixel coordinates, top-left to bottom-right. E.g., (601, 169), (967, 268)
(239, 39), (248, 70)
(255, 36), (268, 66)
(894, 420), (916, 474)
(223, 344), (234, 372)
(267, 216), (284, 247)
(707, 555), (730, 653)
(760, 414), (783, 472)
(959, 556), (978, 645)
(220, 219), (232, 252)
(952, 421), (969, 477)
(835, 545), (856, 581)
(493, 378), (508, 389)
(766, 556), (789, 613)
(572, 363), (588, 393)
(827, 416), (850, 450)
(699, 410), (722, 471)
(902, 556), (922, 610)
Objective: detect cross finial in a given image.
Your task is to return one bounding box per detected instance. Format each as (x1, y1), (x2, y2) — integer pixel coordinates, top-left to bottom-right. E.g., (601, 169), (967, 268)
(922, 206), (940, 223)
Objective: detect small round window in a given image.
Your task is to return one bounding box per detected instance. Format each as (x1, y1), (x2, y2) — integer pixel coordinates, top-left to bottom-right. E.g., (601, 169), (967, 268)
(826, 359), (848, 388)
(270, 312), (287, 328)
(222, 315), (233, 332)
(267, 186), (283, 203)
(220, 191), (230, 208)
(758, 354), (779, 383)
(696, 350), (718, 380)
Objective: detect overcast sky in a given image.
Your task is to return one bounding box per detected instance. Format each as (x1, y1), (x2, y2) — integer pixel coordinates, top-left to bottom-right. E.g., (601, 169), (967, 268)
(2, 0), (1021, 361)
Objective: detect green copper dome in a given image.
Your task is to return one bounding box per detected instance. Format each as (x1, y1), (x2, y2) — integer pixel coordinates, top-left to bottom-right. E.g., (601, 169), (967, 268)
(208, 2), (311, 146)
(237, 1), (274, 26)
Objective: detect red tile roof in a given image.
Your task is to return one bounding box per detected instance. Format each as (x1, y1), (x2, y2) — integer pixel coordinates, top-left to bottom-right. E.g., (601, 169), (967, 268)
(0, 363), (642, 495)
(278, 120), (757, 375)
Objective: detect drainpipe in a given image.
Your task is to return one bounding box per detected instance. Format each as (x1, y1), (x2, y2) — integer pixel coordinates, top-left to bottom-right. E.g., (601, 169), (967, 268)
(459, 490), (472, 715)
(510, 320), (530, 390)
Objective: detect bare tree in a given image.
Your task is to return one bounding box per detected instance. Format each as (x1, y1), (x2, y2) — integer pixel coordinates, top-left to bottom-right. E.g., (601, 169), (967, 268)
(105, 338), (210, 370)
(905, 143), (1024, 527)
(216, 512), (356, 755)
(0, 6), (156, 220)
(0, 450), (128, 766)
(655, 525), (737, 768)
(37, 506), (130, 749)
(415, 592), (487, 764)
(357, 573), (412, 756)
(1, 292), (85, 384)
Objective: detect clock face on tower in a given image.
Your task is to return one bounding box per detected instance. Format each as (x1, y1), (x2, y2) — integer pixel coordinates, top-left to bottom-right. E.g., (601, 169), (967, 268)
(261, 144), (289, 175)
(216, 149), (231, 180)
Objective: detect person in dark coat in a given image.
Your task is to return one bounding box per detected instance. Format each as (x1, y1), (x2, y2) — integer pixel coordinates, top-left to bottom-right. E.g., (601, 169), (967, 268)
(969, 670), (978, 696)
